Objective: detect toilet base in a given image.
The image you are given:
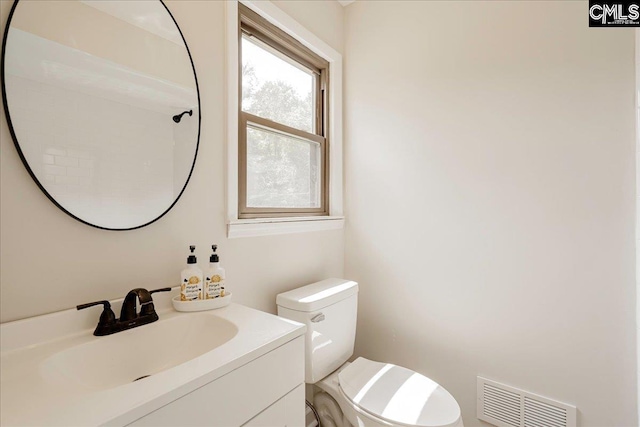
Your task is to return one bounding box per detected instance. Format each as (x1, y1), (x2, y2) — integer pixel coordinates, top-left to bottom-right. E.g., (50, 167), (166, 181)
(313, 363), (351, 427)
(314, 391), (352, 427)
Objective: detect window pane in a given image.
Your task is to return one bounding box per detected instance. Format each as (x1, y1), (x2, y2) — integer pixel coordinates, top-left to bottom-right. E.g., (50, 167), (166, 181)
(242, 36), (315, 133)
(246, 126), (321, 208)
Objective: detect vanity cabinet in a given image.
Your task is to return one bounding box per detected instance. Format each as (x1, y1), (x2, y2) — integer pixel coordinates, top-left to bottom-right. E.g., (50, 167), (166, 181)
(127, 336), (305, 427)
(243, 385), (304, 426)
(1, 302), (306, 426)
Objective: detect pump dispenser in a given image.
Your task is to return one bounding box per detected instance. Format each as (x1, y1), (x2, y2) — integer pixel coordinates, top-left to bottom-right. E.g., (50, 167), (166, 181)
(205, 245), (226, 299)
(180, 245), (203, 301)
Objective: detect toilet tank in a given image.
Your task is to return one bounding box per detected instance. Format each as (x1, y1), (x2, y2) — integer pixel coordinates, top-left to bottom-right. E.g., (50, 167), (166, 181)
(277, 278), (358, 384)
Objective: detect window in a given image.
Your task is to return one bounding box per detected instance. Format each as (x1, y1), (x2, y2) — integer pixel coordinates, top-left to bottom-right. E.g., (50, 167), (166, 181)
(238, 4), (329, 218)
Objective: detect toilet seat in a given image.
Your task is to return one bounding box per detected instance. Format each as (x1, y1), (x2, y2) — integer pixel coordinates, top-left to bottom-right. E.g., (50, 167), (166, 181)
(338, 358), (462, 427)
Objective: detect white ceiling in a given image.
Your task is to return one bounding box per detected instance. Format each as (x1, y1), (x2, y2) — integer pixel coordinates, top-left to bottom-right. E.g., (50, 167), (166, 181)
(337, 0), (355, 6)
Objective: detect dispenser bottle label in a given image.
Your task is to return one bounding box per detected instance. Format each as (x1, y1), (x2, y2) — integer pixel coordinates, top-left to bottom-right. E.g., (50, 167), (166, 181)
(181, 275), (202, 301)
(205, 275), (224, 299)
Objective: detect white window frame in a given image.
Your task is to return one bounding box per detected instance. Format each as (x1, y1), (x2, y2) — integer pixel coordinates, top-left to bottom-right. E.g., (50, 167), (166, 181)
(226, 0), (344, 238)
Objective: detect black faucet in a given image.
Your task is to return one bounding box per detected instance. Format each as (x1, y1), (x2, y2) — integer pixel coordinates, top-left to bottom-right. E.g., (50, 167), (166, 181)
(78, 287), (171, 336)
(121, 288), (153, 322)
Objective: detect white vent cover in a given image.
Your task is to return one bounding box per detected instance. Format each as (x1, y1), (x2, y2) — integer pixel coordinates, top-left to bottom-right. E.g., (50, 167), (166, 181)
(477, 377), (577, 427)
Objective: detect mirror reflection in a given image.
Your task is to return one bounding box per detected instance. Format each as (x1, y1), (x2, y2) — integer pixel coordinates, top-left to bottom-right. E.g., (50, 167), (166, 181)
(3, 0), (200, 230)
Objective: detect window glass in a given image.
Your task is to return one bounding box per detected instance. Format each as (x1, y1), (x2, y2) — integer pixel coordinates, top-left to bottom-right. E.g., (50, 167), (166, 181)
(242, 36), (315, 133)
(246, 125), (321, 208)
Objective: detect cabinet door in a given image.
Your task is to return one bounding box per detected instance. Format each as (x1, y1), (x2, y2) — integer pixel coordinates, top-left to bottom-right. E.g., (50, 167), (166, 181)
(128, 337), (304, 427)
(243, 384), (305, 427)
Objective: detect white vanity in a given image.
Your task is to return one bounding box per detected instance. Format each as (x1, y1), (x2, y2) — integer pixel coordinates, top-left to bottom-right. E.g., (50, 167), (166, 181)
(0, 291), (306, 426)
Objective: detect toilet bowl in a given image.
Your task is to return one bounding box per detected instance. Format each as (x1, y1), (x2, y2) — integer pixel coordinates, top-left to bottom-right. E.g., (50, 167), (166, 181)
(315, 358), (463, 427)
(276, 278), (464, 427)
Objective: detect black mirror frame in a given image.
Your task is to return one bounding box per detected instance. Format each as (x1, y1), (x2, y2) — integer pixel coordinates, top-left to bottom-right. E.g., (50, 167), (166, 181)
(0, 0), (201, 231)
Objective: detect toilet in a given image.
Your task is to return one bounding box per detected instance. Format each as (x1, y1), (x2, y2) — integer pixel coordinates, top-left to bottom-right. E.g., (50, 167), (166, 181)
(276, 278), (464, 427)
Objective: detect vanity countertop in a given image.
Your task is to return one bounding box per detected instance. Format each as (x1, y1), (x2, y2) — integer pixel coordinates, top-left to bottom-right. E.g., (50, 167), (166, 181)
(0, 295), (306, 427)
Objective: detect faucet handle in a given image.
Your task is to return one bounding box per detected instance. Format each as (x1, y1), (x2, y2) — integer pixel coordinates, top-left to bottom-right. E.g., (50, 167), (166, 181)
(77, 300), (117, 335)
(77, 300), (111, 311)
(140, 288), (172, 316)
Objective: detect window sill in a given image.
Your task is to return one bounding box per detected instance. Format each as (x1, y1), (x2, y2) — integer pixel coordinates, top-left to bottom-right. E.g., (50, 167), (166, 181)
(227, 216), (344, 238)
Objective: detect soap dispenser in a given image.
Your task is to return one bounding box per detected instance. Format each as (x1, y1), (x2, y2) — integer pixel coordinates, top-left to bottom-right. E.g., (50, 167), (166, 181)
(180, 245), (203, 301)
(204, 245), (226, 299)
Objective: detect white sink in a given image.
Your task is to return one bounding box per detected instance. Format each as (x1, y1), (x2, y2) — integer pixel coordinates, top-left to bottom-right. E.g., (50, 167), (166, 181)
(0, 294), (306, 427)
(40, 314), (238, 391)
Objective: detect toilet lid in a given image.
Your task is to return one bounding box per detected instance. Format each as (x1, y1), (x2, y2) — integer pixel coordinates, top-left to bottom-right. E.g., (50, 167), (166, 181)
(338, 358), (461, 427)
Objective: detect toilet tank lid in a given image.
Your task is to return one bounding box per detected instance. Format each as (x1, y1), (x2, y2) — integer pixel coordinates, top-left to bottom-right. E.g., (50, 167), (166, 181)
(276, 278), (358, 312)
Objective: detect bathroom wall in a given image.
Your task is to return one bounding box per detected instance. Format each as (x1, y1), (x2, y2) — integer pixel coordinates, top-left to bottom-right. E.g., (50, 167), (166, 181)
(0, 0), (345, 323)
(344, 1), (636, 426)
(636, 28), (640, 426)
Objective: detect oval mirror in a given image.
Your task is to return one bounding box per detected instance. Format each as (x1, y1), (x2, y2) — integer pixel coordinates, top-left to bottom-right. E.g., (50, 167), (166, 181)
(2, 0), (200, 230)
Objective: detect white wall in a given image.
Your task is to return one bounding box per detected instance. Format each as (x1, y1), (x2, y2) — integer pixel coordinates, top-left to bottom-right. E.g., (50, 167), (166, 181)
(344, 1), (636, 426)
(637, 27), (640, 427)
(0, 0), (344, 323)
(272, 0), (344, 55)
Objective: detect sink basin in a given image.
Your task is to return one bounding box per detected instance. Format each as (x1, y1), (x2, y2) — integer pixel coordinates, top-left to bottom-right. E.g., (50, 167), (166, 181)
(40, 313), (238, 391)
(1, 301), (306, 426)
